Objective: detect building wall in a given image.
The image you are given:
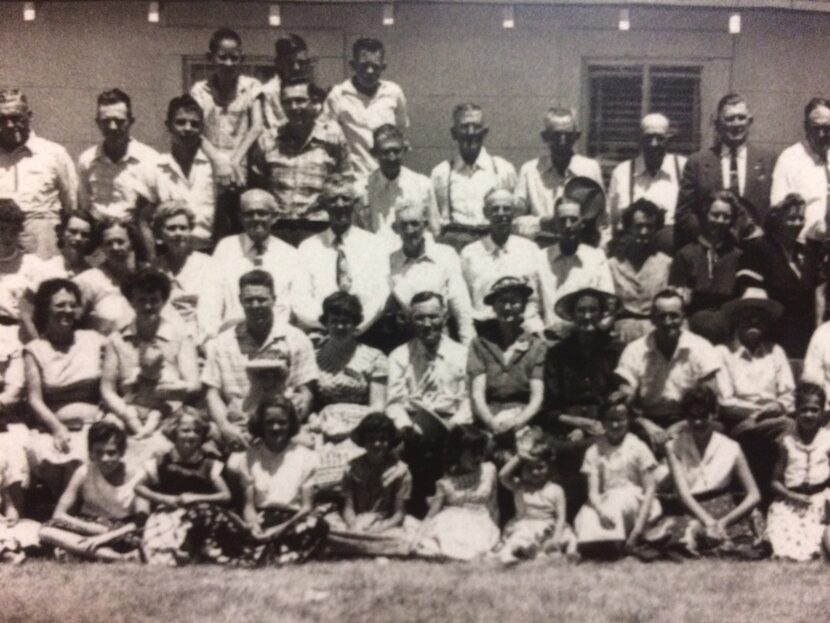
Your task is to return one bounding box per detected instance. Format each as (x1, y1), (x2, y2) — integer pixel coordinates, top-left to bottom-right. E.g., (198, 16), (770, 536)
(1, 1), (828, 177)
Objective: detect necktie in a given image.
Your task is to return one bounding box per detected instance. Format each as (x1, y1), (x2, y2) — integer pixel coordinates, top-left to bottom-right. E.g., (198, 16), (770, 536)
(729, 148), (740, 195)
(334, 235), (352, 292)
(252, 240), (265, 267)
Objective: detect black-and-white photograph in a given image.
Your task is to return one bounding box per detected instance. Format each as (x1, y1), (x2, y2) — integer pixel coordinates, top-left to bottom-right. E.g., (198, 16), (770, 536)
(0, 1), (828, 621)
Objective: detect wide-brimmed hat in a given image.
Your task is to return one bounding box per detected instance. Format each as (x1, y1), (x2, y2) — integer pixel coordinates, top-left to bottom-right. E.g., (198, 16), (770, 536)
(483, 275), (534, 306)
(721, 286), (783, 323)
(350, 412), (400, 448)
(554, 287), (620, 323)
(561, 176), (606, 221)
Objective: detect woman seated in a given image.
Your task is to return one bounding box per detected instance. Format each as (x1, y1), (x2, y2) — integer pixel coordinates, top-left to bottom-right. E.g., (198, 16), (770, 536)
(151, 201), (213, 348)
(608, 199), (672, 344)
(227, 395), (330, 566)
(37, 209), (99, 282)
(136, 408), (236, 566)
(24, 279), (107, 497)
(645, 385), (766, 560)
(670, 191), (742, 344)
(73, 218), (140, 335)
(101, 268), (200, 469)
(307, 292), (388, 491)
(469, 276), (547, 455)
(40, 421), (147, 562)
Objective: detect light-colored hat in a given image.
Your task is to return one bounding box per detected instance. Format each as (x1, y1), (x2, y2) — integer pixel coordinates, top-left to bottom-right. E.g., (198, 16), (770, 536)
(483, 276), (534, 306)
(554, 287), (620, 323)
(721, 286), (783, 322)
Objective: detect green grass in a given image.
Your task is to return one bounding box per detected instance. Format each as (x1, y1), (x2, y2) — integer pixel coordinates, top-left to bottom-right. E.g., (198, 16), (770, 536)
(0, 558), (827, 623)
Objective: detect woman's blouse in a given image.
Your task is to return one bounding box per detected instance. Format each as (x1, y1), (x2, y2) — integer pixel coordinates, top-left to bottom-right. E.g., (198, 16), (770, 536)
(25, 330), (105, 411)
(155, 251), (213, 342)
(669, 239), (742, 314)
(145, 449), (222, 496)
(342, 454), (412, 516)
(467, 323), (546, 405)
(609, 252), (672, 316)
(581, 433), (658, 493)
(228, 441), (319, 509)
(316, 342), (388, 407)
(74, 267), (134, 335)
(667, 429), (741, 496)
(435, 462), (497, 514)
(780, 429), (830, 489)
(80, 462), (138, 520)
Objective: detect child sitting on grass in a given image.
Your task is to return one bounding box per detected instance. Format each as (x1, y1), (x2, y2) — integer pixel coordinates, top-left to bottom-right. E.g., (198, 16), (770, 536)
(574, 403), (662, 559)
(135, 408), (237, 566)
(40, 421), (147, 562)
(414, 425), (499, 561)
(766, 382), (830, 561)
(493, 427), (576, 565)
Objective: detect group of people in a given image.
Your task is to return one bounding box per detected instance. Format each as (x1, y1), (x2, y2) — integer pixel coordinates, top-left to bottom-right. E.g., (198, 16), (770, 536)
(2, 26), (830, 567)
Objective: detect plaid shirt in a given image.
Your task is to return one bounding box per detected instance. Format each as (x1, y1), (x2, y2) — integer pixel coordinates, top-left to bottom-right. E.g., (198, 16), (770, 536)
(251, 120), (350, 220)
(202, 320), (319, 408)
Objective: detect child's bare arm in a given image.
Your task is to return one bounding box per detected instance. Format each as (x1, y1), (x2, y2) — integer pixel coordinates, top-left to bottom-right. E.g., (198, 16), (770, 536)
(498, 455), (523, 492)
(51, 466), (109, 535)
(180, 464), (232, 506)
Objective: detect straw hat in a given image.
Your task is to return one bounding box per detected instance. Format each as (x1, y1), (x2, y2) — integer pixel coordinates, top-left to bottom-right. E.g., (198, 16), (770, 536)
(721, 286), (783, 323)
(483, 275), (534, 306)
(554, 287), (620, 323)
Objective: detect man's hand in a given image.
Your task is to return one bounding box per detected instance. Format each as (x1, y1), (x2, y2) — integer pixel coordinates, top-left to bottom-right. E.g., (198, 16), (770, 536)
(52, 425), (72, 454)
(220, 421), (250, 451)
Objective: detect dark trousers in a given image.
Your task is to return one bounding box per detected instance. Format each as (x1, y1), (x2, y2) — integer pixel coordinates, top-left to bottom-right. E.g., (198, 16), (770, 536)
(401, 411), (450, 518)
(212, 187), (243, 244)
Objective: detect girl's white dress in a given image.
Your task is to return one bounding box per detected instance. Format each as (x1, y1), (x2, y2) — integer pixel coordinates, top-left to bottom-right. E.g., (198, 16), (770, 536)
(766, 428), (830, 561)
(417, 462), (500, 561)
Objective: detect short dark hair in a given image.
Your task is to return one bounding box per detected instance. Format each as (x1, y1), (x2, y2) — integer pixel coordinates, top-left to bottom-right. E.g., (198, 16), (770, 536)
(249, 394), (299, 440)
(320, 291), (364, 327)
(716, 93), (747, 117)
(621, 198), (665, 232)
(680, 384), (718, 417)
(96, 88), (132, 117)
(705, 190), (741, 226)
(804, 97), (830, 124)
(120, 267), (172, 303)
(0, 199), (25, 229)
(763, 193), (805, 236)
(795, 382), (826, 411)
(352, 37), (384, 59)
(98, 217), (143, 254)
(372, 123), (404, 148)
(209, 27), (241, 55)
(166, 94), (203, 126)
(33, 278), (83, 334)
(275, 33), (307, 60)
(410, 291), (445, 308)
(239, 269), (275, 295)
(88, 420), (127, 456)
(444, 424), (489, 470)
(56, 210), (101, 255)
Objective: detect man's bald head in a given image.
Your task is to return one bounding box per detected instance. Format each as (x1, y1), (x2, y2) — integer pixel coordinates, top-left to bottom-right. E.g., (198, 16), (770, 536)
(640, 113), (671, 171)
(640, 113), (670, 136)
(240, 188), (277, 211)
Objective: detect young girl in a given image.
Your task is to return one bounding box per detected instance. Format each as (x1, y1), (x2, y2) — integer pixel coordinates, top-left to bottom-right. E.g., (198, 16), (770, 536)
(494, 427), (576, 564)
(574, 404), (662, 558)
(414, 425), (500, 561)
(135, 408), (236, 566)
(766, 382), (830, 561)
(40, 421), (146, 562)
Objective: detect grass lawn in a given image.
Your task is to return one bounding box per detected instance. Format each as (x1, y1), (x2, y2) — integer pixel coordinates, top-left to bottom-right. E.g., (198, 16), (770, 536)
(0, 558), (827, 623)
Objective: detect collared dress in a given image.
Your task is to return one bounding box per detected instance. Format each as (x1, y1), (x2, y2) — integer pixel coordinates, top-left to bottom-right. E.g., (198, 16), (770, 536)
(608, 251), (672, 343)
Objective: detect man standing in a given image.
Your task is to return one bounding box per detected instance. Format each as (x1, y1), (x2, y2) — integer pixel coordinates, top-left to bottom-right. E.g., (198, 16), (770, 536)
(676, 94), (776, 249)
(430, 103), (517, 251)
(771, 97), (830, 241)
(461, 189), (545, 334)
(359, 124), (440, 247)
(0, 89), (77, 259)
(250, 78), (350, 247)
(324, 38), (409, 178)
(203, 269), (318, 450)
(514, 108), (603, 239)
(607, 113), (686, 247)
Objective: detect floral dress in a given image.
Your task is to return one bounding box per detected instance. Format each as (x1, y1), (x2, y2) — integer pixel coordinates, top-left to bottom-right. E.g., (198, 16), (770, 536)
(416, 462), (500, 561)
(766, 428), (830, 561)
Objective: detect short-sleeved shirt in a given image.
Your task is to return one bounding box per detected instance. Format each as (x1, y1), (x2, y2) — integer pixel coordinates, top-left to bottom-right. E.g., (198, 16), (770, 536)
(25, 330), (105, 412)
(77, 138), (160, 221)
(716, 341), (795, 413)
(581, 433), (658, 493)
(615, 330), (721, 422)
(317, 342), (387, 407)
(190, 75), (262, 154)
(228, 441), (319, 509)
(779, 428), (830, 489)
(0, 250), (44, 320)
(669, 238), (742, 314)
(250, 120), (349, 220)
(342, 454), (412, 516)
(514, 153), (603, 223)
(0, 132), (78, 220)
(467, 323), (547, 405)
(154, 151), (216, 249)
(667, 428), (741, 495)
(201, 320), (318, 408)
(323, 78), (409, 177)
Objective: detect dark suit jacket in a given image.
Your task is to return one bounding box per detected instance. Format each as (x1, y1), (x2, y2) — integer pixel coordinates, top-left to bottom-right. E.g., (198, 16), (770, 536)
(675, 144), (777, 249)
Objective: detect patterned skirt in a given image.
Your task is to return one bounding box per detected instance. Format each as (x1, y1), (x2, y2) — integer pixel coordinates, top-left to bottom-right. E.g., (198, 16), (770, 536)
(766, 488), (830, 562)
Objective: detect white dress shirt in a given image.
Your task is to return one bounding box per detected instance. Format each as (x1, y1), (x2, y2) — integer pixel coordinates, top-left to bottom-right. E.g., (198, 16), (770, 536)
(607, 153), (686, 229)
(154, 150), (217, 250)
(771, 140), (830, 240)
(294, 226), (391, 334)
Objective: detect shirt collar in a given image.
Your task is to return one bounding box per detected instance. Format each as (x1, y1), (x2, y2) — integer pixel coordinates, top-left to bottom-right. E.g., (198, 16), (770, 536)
(341, 78), (389, 100)
(324, 227), (354, 245)
(731, 339), (771, 360)
(157, 149), (209, 177)
(646, 329), (694, 361)
(413, 336), (451, 361)
(452, 147), (492, 173)
(401, 236), (438, 264)
(633, 154), (675, 178)
(121, 316), (176, 341)
(800, 139), (827, 166)
(241, 234), (271, 256)
(482, 234), (514, 255)
(93, 138), (141, 164)
(719, 144), (747, 159)
(549, 242), (586, 262)
(236, 318), (288, 344)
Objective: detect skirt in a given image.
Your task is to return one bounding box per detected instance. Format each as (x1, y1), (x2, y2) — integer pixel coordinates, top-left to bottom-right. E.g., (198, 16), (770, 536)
(416, 506), (500, 561)
(766, 489), (830, 562)
(244, 506), (331, 567)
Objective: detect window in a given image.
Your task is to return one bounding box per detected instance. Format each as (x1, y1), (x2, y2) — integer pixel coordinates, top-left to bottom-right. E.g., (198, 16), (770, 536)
(587, 64), (702, 178)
